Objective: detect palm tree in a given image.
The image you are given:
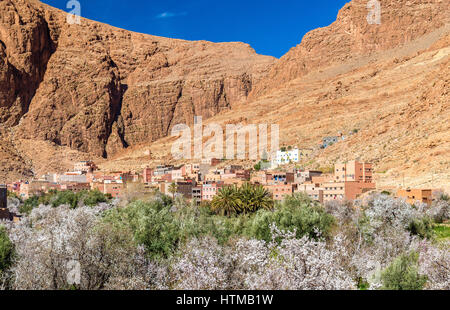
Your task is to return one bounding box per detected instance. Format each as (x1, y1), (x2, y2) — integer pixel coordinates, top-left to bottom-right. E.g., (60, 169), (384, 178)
(238, 183), (273, 214)
(211, 186), (241, 216)
(168, 182), (178, 199)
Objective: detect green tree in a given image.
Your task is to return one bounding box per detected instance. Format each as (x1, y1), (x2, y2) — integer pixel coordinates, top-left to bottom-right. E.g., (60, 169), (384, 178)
(168, 182), (178, 199)
(103, 200), (181, 259)
(254, 162), (261, 171)
(211, 186), (241, 217)
(381, 252), (428, 290)
(238, 183), (273, 214)
(407, 217), (434, 239)
(0, 225), (14, 273)
(243, 193), (335, 242)
(52, 191), (79, 209)
(80, 190), (109, 207)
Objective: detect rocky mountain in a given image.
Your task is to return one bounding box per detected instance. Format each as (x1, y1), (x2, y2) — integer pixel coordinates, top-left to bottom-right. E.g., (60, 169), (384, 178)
(101, 0), (449, 190)
(0, 0), (449, 188)
(0, 0), (274, 161)
(250, 0), (449, 99)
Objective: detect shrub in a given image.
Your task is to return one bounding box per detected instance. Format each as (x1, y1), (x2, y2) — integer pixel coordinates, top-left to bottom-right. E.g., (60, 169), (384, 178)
(103, 200), (181, 259)
(407, 217), (434, 240)
(0, 225), (14, 273)
(381, 252), (427, 290)
(243, 194), (335, 242)
(51, 191), (78, 209)
(254, 162), (261, 171)
(80, 190), (109, 207)
(20, 190), (111, 214)
(211, 184), (273, 217)
(427, 194), (450, 224)
(7, 191), (22, 202)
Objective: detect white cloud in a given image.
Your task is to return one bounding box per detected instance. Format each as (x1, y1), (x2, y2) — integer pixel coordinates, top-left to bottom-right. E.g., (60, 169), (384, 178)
(155, 12), (187, 19)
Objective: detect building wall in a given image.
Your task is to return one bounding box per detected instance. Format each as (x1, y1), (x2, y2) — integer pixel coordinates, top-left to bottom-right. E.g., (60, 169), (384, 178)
(177, 182), (194, 199)
(202, 183), (223, 201)
(276, 149), (300, 164)
(397, 189), (433, 205)
(335, 161), (373, 183)
(58, 174), (88, 183)
(265, 184), (296, 201)
(323, 182), (345, 202)
(0, 186), (6, 210)
(143, 168), (153, 183)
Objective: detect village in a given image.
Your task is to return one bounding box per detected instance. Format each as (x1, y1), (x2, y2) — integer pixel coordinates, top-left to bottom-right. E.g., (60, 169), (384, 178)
(1, 144), (437, 223)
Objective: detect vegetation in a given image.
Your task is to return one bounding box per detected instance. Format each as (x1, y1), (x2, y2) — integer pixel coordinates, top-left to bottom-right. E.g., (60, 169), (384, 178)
(381, 252), (428, 290)
(103, 200), (181, 260)
(20, 190), (111, 214)
(433, 224), (450, 241)
(211, 183), (273, 216)
(0, 188), (448, 290)
(7, 191), (22, 202)
(319, 166), (335, 174)
(168, 182), (178, 199)
(253, 162), (261, 171)
(407, 217), (434, 239)
(243, 193), (334, 242)
(0, 226), (14, 274)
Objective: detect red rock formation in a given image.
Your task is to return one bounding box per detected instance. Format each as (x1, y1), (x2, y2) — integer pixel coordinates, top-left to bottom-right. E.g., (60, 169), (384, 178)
(250, 0), (450, 99)
(0, 0), (275, 158)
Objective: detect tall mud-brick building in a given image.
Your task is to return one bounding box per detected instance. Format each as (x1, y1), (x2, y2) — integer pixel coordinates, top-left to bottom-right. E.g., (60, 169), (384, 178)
(0, 185), (6, 210)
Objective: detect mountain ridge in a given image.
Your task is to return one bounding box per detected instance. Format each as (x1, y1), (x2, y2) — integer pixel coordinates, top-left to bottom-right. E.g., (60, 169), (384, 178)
(0, 0), (449, 188)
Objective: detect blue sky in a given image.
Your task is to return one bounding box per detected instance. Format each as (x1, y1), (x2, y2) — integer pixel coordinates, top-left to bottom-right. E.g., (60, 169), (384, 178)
(42, 0), (349, 58)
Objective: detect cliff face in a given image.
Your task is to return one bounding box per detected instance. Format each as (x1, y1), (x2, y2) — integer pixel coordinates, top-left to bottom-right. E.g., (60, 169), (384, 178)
(101, 0), (449, 190)
(0, 0), (275, 159)
(0, 0), (56, 126)
(250, 0), (450, 99)
(1, 0), (449, 187)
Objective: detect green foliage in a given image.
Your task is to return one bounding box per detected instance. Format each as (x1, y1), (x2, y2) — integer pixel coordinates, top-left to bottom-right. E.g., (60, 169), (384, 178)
(0, 225), (14, 273)
(433, 224), (450, 241)
(168, 182), (178, 198)
(211, 186), (242, 217)
(407, 217), (434, 239)
(7, 191), (22, 202)
(254, 162), (261, 171)
(438, 193), (449, 201)
(51, 191), (79, 209)
(356, 277), (370, 290)
(211, 183), (273, 217)
(20, 190), (110, 214)
(82, 190), (109, 206)
(319, 166), (335, 174)
(381, 252), (427, 290)
(239, 183), (274, 214)
(20, 195), (39, 214)
(243, 193), (335, 242)
(381, 191), (391, 196)
(103, 200), (181, 260)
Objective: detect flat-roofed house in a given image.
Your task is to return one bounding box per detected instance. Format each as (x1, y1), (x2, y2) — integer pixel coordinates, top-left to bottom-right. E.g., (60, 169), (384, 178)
(397, 189), (433, 206)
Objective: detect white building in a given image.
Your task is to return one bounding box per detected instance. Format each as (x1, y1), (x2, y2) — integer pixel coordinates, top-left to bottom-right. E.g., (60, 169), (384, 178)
(275, 148), (301, 165)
